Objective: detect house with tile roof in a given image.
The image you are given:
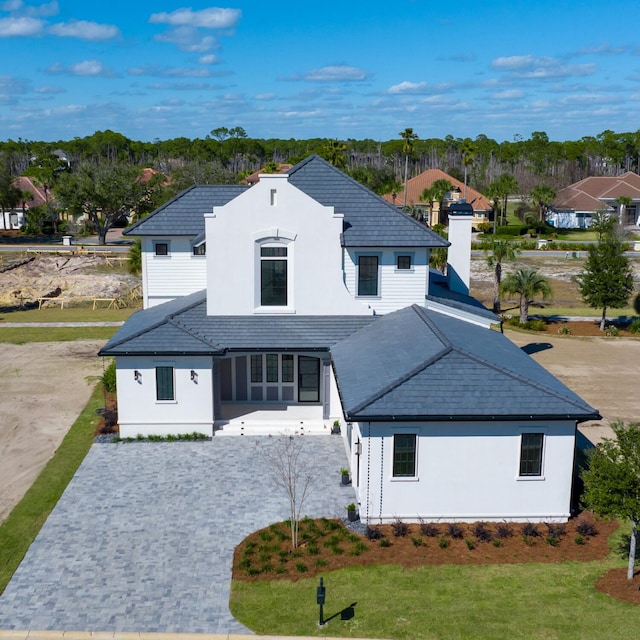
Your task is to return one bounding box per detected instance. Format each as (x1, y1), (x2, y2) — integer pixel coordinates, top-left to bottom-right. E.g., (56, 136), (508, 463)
(382, 168), (493, 230)
(550, 172), (640, 228)
(101, 155), (598, 523)
(0, 176), (47, 230)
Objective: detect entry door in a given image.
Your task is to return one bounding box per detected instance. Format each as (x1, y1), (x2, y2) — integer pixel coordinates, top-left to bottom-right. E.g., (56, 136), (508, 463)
(298, 356), (320, 402)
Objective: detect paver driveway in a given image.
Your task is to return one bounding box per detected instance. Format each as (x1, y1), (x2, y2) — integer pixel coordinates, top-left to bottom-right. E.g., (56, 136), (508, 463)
(0, 436), (355, 633)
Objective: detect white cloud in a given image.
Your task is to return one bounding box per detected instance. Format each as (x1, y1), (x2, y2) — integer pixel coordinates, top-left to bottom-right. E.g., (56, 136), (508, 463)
(1, 0), (58, 17)
(291, 65), (371, 82)
(255, 93), (276, 101)
(491, 55), (597, 79)
(493, 89), (525, 99)
(146, 82), (225, 91)
(48, 20), (119, 41)
(577, 43), (630, 56)
(34, 84), (64, 94)
(387, 81), (430, 94)
(0, 74), (30, 102)
(46, 60), (117, 77)
(0, 16), (42, 36)
(128, 65), (213, 78)
(149, 7), (241, 29)
(198, 54), (219, 65)
(155, 26), (217, 52)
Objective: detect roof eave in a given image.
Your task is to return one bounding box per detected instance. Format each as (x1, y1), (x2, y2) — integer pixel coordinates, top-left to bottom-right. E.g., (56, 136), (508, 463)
(345, 412), (601, 422)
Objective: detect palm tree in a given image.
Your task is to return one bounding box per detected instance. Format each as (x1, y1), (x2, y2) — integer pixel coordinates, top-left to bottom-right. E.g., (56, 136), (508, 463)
(615, 195), (633, 225)
(321, 140), (348, 169)
(483, 239), (520, 313)
(399, 128), (418, 207)
(486, 173), (518, 231)
(419, 179), (453, 226)
(529, 184), (556, 224)
(500, 268), (552, 324)
(460, 138), (476, 200)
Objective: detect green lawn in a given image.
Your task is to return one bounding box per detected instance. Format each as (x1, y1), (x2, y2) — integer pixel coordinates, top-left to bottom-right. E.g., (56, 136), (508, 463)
(0, 326), (119, 343)
(0, 385), (103, 595)
(231, 543), (640, 639)
(0, 306), (135, 323)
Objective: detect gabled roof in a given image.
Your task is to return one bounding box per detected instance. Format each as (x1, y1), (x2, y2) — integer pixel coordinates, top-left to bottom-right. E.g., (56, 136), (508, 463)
(100, 291), (378, 356)
(286, 155), (448, 247)
(331, 305), (599, 422)
(382, 168), (492, 212)
(12, 176), (47, 208)
(124, 184), (249, 236)
(553, 172), (640, 212)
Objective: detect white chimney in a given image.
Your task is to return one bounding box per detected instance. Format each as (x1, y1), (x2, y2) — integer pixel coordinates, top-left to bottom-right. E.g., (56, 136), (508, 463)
(447, 201), (473, 296)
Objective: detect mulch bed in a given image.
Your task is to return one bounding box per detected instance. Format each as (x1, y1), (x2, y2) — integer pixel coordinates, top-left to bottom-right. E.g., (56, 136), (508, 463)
(511, 320), (639, 337)
(596, 568), (640, 604)
(233, 513), (618, 582)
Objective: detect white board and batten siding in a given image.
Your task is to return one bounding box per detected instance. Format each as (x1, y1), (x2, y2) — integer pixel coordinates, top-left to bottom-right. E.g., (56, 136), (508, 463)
(343, 248), (430, 314)
(115, 355), (214, 437)
(347, 420), (575, 523)
(141, 237), (207, 308)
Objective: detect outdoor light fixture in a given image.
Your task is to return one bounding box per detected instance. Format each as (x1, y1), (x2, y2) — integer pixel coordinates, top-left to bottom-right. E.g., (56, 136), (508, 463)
(355, 440), (362, 456)
(316, 576), (326, 626)
(134, 370), (142, 382)
(190, 370), (198, 382)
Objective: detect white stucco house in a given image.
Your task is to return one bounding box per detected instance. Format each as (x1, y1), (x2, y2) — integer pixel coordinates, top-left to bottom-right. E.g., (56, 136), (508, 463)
(101, 155), (599, 523)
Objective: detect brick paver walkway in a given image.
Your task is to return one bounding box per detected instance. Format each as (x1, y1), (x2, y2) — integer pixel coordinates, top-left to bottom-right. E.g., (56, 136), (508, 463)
(0, 436), (354, 634)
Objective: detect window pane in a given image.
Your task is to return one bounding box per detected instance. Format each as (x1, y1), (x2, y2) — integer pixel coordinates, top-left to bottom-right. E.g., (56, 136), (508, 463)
(155, 243), (168, 256)
(192, 243), (205, 255)
(520, 433), (544, 476)
(250, 355), (263, 383)
(266, 354), (279, 383)
(298, 356), (320, 402)
(261, 259), (287, 305)
(261, 247), (287, 257)
(282, 354), (294, 383)
(156, 366), (174, 401)
(393, 434), (416, 477)
(358, 256), (378, 296)
(397, 255), (411, 270)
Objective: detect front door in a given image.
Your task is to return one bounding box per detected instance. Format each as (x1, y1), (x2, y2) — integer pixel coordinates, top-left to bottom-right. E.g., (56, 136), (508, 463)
(298, 356), (320, 402)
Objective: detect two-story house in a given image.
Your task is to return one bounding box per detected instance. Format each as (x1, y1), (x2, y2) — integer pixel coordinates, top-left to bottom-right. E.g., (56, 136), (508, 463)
(101, 155), (598, 523)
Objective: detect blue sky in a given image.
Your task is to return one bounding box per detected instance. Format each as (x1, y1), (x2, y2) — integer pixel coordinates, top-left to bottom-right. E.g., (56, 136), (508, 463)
(1, 0), (640, 143)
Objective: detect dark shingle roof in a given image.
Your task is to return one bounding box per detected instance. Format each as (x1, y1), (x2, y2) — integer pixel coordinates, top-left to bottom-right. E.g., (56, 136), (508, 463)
(331, 305), (599, 422)
(124, 185), (248, 236)
(100, 292), (377, 356)
(287, 155), (449, 248)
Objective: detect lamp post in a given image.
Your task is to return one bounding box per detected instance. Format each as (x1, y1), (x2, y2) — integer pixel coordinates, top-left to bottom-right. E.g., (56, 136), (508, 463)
(316, 576), (326, 626)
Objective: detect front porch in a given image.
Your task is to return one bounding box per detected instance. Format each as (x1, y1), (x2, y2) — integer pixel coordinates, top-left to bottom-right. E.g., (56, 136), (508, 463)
(214, 402), (329, 435)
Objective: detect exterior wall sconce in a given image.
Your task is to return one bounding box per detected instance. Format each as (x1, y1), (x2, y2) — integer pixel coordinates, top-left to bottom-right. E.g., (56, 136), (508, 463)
(134, 370), (142, 382)
(190, 370), (198, 382)
(355, 439), (362, 456)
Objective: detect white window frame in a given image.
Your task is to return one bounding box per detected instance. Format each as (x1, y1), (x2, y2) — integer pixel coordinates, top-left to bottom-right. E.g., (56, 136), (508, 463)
(254, 236), (295, 314)
(155, 363), (176, 403)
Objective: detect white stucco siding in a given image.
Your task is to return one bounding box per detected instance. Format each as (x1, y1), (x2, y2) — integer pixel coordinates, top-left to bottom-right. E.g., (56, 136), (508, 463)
(115, 355), (214, 437)
(343, 248), (429, 314)
(205, 175), (366, 316)
(350, 421), (575, 523)
(141, 237), (207, 308)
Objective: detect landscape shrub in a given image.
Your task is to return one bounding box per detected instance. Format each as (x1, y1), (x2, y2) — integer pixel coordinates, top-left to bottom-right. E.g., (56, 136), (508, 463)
(365, 525), (383, 541)
(471, 522), (493, 542)
(447, 523), (464, 539)
(419, 521), (439, 537)
(496, 523), (514, 539)
(521, 523), (540, 538)
(628, 319), (640, 334)
(574, 521), (598, 537)
(101, 360), (116, 393)
(391, 518), (409, 537)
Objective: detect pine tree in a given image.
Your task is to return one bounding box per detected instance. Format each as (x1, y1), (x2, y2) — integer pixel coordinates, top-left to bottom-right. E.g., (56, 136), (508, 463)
(576, 232), (633, 330)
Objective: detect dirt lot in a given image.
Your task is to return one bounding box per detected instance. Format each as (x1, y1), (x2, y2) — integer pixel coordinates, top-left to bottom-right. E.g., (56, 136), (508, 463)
(0, 340), (104, 523)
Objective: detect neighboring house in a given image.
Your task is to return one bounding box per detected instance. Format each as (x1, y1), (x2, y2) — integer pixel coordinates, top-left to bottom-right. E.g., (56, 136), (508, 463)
(550, 172), (640, 228)
(382, 168), (493, 230)
(101, 155), (598, 523)
(0, 176), (47, 230)
(243, 164), (293, 185)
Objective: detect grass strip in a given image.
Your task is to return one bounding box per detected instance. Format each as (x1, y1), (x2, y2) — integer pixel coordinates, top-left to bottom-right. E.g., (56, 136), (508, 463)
(0, 326), (118, 343)
(0, 384), (103, 595)
(231, 552), (639, 639)
(0, 307), (135, 323)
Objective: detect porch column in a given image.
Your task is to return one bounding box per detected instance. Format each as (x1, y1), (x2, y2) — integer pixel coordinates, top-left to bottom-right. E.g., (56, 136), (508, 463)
(322, 358), (331, 420)
(212, 356), (221, 421)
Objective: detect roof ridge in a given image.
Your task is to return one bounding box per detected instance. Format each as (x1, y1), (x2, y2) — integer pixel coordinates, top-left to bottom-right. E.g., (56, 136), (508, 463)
(345, 306), (451, 415)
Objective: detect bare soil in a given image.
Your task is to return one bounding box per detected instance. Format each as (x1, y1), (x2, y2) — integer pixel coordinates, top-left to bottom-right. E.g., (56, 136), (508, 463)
(0, 340), (105, 523)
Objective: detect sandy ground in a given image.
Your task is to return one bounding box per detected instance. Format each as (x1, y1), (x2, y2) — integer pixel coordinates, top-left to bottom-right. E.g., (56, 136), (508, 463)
(506, 331), (640, 445)
(0, 340), (104, 524)
(0, 333), (637, 525)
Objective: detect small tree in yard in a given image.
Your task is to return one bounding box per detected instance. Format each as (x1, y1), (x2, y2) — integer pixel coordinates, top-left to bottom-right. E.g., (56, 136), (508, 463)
(483, 239), (520, 314)
(257, 435), (317, 549)
(576, 232), (633, 330)
(582, 421), (640, 581)
(500, 267), (552, 323)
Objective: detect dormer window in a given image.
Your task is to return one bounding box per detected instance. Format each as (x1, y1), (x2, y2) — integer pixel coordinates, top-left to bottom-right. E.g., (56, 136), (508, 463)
(193, 242), (206, 256)
(260, 245), (288, 306)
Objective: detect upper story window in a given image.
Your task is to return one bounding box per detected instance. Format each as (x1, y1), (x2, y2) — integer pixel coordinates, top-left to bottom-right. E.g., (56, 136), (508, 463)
(154, 242), (169, 256)
(261, 245), (288, 306)
(396, 255), (412, 270)
(357, 255), (379, 297)
(192, 242), (206, 256)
